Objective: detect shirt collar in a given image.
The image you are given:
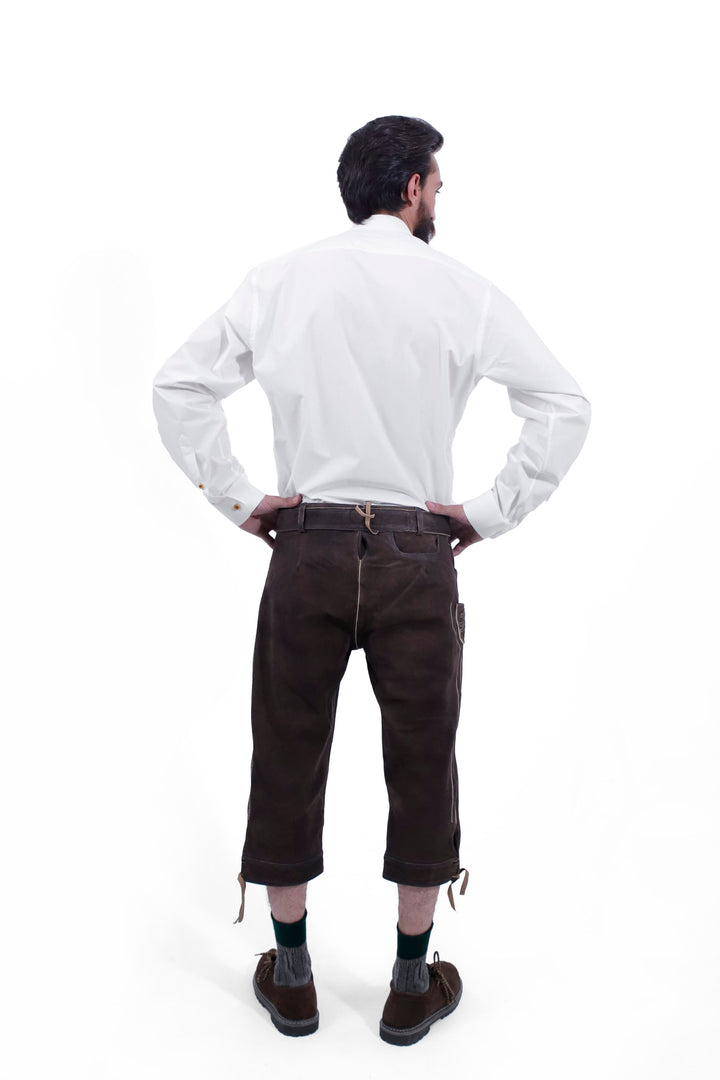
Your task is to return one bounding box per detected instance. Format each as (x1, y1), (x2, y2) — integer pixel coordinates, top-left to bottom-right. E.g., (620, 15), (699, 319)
(355, 213), (414, 236)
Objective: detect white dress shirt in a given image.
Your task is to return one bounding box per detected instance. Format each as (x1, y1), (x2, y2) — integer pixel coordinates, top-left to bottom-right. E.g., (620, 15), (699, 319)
(152, 213), (591, 539)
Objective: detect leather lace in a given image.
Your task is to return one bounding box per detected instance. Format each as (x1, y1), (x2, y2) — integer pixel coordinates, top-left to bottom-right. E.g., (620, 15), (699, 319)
(446, 866), (469, 911)
(429, 950), (454, 1005)
(233, 871), (246, 923)
(235, 867), (469, 925)
(354, 501), (380, 534)
(254, 948), (276, 983)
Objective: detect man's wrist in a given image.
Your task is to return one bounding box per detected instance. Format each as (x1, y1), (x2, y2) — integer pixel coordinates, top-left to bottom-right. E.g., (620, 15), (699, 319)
(204, 481), (267, 527)
(462, 490), (509, 540)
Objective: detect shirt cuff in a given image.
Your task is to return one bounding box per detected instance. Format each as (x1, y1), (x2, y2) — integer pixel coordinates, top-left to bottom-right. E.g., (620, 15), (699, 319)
(462, 489), (514, 540)
(204, 480), (266, 528)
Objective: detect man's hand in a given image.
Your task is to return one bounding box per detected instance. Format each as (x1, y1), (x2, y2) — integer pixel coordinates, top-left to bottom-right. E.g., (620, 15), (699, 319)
(240, 493), (303, 548)
(425, 500), (483, 557)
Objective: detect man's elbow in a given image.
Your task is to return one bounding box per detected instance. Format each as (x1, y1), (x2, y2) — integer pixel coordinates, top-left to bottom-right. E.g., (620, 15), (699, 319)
(564, 394), (592, 455)
(576, 394), (592, 430)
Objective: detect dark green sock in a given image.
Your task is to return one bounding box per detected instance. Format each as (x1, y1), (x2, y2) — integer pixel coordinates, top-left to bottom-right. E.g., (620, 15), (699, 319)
(392, 921), (433, 993)
(271, 908), (312, 986)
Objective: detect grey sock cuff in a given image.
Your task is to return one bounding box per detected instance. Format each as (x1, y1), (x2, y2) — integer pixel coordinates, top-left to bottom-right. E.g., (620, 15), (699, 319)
(392, 954), (431, 994)
(273, 941), (312, 987)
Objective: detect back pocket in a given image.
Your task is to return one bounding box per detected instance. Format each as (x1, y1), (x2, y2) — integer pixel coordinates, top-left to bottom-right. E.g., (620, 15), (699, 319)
(455, 602), (465, 644)
(388, 531), (441, 557)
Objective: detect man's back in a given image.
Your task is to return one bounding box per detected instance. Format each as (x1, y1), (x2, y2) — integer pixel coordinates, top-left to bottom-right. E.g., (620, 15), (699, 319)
(153, 210), (590, 541)
(249, 212), (490, 512)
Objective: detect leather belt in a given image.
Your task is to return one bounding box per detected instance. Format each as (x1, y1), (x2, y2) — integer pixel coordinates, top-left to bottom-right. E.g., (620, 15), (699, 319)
(275, 500), (452, 536)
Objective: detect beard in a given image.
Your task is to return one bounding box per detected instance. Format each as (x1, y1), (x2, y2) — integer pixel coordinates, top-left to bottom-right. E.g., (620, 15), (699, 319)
(412, 200), (436, 244)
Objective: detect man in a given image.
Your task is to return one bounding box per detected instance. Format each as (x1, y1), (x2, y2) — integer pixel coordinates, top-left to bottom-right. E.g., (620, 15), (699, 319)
(152, 115), (591, 1045)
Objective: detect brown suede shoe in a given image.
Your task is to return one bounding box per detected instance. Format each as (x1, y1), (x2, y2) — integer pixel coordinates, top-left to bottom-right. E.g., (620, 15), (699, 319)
(379, 950), (463, 1045)
(252, 948), (319, 1036)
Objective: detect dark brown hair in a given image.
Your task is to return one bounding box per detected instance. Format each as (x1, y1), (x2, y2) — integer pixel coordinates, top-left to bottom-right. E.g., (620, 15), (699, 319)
(337, 115), (444, 224)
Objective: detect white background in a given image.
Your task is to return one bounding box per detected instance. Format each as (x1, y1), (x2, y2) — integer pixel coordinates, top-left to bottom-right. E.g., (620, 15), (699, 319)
(4, 1), (719, 1076)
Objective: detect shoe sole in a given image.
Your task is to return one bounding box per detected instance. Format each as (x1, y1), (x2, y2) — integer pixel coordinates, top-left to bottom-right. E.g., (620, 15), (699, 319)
(378, 978), (463, 1046)
(252, 974), (320, 1036)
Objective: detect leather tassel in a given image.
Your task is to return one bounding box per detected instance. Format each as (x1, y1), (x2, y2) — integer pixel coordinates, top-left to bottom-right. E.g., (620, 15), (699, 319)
(446, 866), (469, 910)
(233, 871), (246, 923)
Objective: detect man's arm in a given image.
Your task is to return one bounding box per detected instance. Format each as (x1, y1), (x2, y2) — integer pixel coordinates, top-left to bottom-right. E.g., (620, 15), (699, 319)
(462, 283), (592, 540)
(152, 269), (266, 528)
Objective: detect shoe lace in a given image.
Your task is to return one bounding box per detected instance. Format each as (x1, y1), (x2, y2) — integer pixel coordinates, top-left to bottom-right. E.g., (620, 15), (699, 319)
(254, 948), (276, 984)
(428, 950), (454, 1006)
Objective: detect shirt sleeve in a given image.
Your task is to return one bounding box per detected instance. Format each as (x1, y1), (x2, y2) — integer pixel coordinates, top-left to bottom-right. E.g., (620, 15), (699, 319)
(152, 269), (267, 528)
(462, 283), (592, 540)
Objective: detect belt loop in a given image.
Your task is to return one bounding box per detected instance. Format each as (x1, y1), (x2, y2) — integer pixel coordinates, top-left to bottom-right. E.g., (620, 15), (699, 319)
(298, 501), (306, 531)
(415, 506), (422, 534)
